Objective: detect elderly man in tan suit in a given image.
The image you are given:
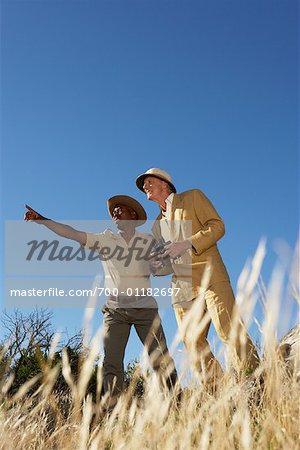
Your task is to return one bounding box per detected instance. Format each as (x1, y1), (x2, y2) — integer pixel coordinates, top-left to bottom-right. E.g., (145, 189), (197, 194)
(136, 168), (259, 389)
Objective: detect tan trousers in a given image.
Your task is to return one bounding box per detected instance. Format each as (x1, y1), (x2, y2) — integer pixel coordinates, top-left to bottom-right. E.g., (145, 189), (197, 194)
(174, 281), (259, 387)
(102, 306), (178, 399)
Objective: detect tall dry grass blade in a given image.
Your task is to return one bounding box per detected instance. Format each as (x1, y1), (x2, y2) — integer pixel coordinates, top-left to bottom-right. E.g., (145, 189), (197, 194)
(77, 328), (102, 402)
(82, 274), (102, 349)
(11, 374), (42, 402)
(1, 373), (14, 396)
(79, 394), (93, 450)
(62, 347), (77, 399)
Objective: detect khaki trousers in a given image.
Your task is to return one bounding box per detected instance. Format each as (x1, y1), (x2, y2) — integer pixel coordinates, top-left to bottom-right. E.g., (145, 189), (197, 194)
(102, 306), (178, 398)
(174, 281), (259, 386)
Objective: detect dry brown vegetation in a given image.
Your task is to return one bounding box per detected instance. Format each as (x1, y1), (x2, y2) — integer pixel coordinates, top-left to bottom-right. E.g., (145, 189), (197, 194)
(1, 241), (299, 450)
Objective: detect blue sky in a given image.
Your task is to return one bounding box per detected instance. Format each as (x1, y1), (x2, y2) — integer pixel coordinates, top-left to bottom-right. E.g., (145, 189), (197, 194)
(1, 0), (298, 367)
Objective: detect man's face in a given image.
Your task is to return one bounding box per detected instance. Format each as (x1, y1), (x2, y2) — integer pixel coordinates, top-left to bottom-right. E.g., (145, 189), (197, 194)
(143, 176), (169, 202)
(112, 204), (137, 228)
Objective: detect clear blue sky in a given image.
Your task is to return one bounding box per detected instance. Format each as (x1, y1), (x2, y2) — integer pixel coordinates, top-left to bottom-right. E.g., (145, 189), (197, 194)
(1, 0), (298, 366)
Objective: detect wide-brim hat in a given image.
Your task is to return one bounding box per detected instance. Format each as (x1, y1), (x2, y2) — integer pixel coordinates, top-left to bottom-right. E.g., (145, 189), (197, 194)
(136, 168), (176, 193)
(107, 195), (147, 225)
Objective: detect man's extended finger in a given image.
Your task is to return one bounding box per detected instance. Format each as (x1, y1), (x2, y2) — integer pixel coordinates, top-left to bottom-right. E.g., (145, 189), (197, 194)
(24, 204), (39, 214)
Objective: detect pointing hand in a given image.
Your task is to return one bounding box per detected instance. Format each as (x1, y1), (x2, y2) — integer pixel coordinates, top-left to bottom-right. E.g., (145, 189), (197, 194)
(24, 204), (47, 221)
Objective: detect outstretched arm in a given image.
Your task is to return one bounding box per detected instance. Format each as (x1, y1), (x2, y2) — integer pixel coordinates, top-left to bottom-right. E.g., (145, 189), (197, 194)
(24, 204), (87, 246)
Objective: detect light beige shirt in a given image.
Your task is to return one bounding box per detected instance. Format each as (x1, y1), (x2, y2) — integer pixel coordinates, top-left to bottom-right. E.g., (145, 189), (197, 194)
(84, 229), (156, 307)
(159, 193), (194, 305)
(165, 193), (175, 218)
(160, 193), (174, 242)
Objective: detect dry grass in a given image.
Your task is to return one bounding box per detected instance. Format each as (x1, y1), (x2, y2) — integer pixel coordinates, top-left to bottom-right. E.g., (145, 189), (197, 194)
(1, 241), (299, 450)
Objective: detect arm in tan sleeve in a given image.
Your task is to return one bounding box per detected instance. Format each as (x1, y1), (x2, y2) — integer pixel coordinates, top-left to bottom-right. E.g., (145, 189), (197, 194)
(191, 189), (225, 255)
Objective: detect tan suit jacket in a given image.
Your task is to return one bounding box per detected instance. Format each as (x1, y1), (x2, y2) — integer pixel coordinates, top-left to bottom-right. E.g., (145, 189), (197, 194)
(152, 189), (229, 303)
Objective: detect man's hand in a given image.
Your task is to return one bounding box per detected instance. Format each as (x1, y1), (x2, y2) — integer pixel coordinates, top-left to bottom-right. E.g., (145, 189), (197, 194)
(24, 204), (47, 222)
(24, 204), (86, 245)
(162, 240), (192, 259)
(149, 253), (164, 270)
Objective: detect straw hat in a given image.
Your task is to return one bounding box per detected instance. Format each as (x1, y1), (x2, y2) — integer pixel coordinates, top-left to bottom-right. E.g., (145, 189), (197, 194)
(107, 195), (147, 225)
(136, 168), (176, 193)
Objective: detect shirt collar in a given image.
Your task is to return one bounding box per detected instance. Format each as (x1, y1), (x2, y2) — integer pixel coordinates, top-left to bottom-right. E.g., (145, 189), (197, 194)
(116, 230), (139, 239)
(166, 193), (174, 204)
(160, 193), (174, 216)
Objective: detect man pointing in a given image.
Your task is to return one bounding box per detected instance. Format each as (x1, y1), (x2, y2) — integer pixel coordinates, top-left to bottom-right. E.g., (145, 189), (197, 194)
(24, 196), (178, 406)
